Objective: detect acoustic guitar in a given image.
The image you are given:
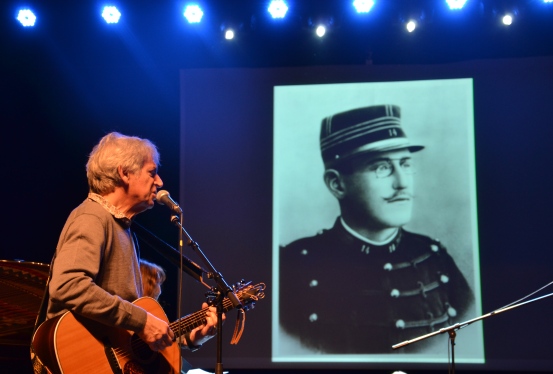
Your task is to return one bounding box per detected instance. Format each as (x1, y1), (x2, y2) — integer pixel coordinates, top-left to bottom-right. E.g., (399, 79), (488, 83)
(31, 282), (265, 374)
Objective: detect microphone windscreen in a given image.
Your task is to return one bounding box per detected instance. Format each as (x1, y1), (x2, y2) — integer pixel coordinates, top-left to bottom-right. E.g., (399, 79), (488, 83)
(156, 190), (170, 205)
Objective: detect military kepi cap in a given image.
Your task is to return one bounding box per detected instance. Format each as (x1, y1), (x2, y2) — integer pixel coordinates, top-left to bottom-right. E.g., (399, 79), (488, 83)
(320, 104), (424, 167)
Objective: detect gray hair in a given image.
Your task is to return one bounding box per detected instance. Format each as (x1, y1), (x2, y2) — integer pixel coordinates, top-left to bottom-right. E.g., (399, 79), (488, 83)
(86, 132), (160, 194)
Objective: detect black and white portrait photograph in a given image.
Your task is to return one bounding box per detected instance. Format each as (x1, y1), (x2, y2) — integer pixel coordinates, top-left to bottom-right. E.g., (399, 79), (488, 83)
(4, 1), (553, 373)
(272, 78), (484, 363)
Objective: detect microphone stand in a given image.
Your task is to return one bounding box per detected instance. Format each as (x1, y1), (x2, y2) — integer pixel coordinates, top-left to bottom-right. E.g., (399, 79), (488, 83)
(176, 212), (185, 368)
(392, 291), (553, 373)
(170, 215), (242, 374)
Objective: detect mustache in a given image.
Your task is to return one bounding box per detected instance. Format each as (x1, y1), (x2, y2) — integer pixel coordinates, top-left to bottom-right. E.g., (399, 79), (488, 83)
(385, 192), (413, 201)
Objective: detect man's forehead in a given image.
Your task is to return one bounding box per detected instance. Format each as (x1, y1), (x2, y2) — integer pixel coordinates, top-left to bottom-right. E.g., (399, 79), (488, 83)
(364, 149), (412, 162)
(143, 154), (157, 165)
(141, 157), (158, 170)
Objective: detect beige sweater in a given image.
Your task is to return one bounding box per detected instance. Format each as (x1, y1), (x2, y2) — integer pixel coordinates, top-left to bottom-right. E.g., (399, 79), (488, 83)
(47, 197), (147, 333)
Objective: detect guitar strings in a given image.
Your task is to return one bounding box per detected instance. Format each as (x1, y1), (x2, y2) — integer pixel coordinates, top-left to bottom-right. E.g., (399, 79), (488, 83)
(170, 295), (236, 336)
(169, 285), (262, 337)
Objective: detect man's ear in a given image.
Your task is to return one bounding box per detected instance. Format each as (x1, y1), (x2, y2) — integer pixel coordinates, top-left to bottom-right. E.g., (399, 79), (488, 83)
(118, 165), (130, 185)
(324, 169), (346, 199)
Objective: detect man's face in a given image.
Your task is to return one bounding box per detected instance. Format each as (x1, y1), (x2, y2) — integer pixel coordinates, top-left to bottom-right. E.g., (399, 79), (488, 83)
(127, 156), (163, 214)
(340, 149), (414, 230)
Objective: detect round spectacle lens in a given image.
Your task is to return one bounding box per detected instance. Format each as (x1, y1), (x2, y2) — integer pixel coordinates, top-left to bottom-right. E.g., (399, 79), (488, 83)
(373, 159), (415, 178)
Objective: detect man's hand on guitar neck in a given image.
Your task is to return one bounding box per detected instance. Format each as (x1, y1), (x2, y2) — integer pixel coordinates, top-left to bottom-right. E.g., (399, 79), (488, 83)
(137, 312), (175, 352)
(136, 302), (225, 352)
(185, 303), (226, 347)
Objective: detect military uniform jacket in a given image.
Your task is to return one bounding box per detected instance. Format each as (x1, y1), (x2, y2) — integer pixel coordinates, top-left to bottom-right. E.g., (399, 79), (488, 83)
(279, 218), (475, 353)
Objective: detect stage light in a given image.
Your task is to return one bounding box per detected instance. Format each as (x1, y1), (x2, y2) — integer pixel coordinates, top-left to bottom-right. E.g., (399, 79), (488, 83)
(101, 6), (121, 24)
(446, 0), (467, 10)
(268, 0), (288, 19)
(502, 14), (513, 26)
(406, 20), (417, 32)
(16, 9), (36, 27)
(353, 0), (375, 13)
(184, 4), (203, 23)
(315, 25), (326, 37)
(225, 29), (235, 40)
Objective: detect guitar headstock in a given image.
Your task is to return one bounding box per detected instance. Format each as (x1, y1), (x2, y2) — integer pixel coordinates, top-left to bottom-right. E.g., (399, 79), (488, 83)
(233, 280), (266, 311)
(205, 280), (266, 311)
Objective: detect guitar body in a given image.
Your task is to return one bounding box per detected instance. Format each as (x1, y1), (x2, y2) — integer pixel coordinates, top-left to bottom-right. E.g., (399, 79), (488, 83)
(32, 297), (181, 374)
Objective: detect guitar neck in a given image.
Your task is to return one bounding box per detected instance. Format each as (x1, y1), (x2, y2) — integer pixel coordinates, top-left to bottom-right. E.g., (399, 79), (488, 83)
(169, 296), (235, 338)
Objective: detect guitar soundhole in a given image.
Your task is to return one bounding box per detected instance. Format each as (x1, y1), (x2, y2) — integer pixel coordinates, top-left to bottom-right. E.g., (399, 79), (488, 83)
(122, 335), (164, 374)
(130, 334), (157, 362)
(123, 360), (147, 374)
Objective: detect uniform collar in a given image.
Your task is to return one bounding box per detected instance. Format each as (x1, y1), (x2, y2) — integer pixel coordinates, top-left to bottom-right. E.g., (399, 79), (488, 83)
(339, 217), (402, 254)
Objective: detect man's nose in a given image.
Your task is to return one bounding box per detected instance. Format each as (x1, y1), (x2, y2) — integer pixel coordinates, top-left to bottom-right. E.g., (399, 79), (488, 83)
(156, 175), (164, 188)
(392, 165), (409, 189)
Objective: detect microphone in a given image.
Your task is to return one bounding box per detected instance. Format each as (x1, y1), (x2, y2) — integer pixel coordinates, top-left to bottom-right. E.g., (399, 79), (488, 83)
(156, 190), (183, 214)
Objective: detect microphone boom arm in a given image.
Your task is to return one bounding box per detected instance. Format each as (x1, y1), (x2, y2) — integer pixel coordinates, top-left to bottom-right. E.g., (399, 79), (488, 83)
(170, 215), (243, 310)
(132, 220), (211, 289)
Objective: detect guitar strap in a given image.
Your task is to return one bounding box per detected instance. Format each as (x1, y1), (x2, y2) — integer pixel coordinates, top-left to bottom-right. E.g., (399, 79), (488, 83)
(230, 308), (246, 345)
(131, 229), (141, 261)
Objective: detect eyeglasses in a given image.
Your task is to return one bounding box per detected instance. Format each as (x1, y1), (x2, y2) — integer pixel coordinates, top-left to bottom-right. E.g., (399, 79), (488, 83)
(368, 158), (415, 179)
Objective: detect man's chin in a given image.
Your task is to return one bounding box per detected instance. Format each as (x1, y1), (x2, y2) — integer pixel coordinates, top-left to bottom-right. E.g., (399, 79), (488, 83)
(140, 201), (155, 212)
(382, 213), (412, 228)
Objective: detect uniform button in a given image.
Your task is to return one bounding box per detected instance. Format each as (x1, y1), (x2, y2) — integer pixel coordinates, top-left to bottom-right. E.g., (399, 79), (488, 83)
(396, 320), (405, 329)
(309, 313), (318, 322)
(301, 249), (308, 255)
(390, 289), (400, 298)
(440, 274), (450, 283)
(309, 280), (318, 287)
(383, 263), (393, 271)
(447, 305), (457, 317)
(431, 244), (439, 252)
